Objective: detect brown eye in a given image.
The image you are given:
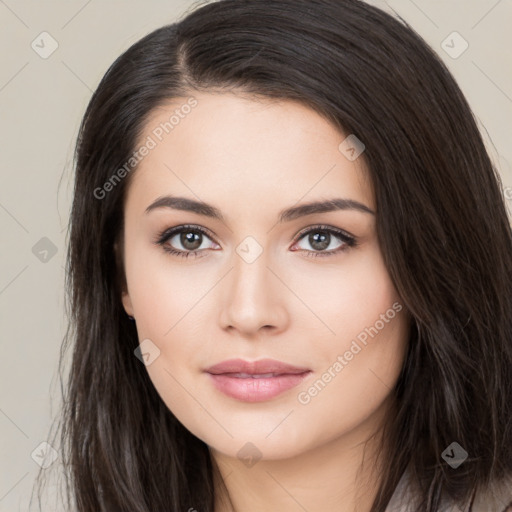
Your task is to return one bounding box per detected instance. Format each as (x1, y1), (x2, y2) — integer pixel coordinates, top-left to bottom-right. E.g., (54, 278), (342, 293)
(177, 230), (204, 251)
(155, 225), (218, 259)
(291, 225), (356, 258)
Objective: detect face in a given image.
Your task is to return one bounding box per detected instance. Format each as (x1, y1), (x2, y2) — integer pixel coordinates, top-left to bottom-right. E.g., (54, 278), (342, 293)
(119, 91), (410, 462)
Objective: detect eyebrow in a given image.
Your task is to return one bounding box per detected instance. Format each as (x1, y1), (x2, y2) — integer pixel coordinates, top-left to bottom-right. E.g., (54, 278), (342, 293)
(145, 195), (375, 222)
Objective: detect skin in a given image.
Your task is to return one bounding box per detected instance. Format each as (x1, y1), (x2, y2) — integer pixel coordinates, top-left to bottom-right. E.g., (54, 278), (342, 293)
(119, 91), (410, 512)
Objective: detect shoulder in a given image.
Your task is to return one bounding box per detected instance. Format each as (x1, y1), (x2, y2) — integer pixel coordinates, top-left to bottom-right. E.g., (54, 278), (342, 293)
(385, 471), (512, 512)
(470, 476), (512, 512)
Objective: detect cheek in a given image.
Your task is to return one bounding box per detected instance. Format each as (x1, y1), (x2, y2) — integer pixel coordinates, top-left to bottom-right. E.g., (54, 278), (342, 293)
(287, 244), (408, 437)
(286, 240), (400, 345)
(292, 294), (409, 455)
(123, 241), (218, 405)
(124, 238), (214, 339)
(332, 244), (407, 387)
(298, 305), (409, 446)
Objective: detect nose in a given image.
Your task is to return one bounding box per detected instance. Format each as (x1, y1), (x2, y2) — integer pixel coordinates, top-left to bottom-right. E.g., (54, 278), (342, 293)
(219, 249), (290, 337)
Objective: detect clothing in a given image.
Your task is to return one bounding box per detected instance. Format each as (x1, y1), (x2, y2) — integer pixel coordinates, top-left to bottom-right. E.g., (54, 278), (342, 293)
(385, 469), (512, 512)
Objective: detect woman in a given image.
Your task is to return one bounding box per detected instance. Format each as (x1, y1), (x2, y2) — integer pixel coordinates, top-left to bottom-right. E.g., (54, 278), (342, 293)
(34, 0), (512, 510)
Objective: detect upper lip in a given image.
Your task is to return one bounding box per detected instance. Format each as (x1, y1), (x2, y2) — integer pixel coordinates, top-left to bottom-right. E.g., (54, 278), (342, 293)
(205, 358), (311, 375)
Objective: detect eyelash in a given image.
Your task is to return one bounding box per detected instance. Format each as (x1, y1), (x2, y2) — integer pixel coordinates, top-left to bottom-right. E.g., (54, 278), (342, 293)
(153, 224), (357, 260)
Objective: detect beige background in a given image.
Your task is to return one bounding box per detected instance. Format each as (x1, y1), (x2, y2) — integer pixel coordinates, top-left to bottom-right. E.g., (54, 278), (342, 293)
(0, 1), (511, 510)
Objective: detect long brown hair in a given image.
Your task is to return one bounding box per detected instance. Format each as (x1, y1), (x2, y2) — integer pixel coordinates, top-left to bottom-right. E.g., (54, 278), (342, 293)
(33, 0), (512, 510)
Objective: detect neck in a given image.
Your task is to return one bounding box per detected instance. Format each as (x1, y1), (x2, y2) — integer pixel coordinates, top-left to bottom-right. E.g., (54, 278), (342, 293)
(210, 401), (391, 512)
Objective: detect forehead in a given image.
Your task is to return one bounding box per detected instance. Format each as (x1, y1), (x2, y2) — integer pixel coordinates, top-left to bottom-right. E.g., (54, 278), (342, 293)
(125, 91), (373, 218)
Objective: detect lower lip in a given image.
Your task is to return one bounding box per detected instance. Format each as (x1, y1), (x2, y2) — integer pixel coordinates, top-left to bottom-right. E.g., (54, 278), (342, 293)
(206, 372), (311, 402)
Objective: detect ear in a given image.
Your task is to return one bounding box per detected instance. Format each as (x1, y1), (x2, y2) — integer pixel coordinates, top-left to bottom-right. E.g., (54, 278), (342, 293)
(121, 289), (135, 317)
(114, 239), (134, 317)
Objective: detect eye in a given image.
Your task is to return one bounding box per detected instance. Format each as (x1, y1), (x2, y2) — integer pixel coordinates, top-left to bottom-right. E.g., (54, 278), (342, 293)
(153, 224), (219, 259)
(291, 224), (356, 258)
(154, 223), (357, 260)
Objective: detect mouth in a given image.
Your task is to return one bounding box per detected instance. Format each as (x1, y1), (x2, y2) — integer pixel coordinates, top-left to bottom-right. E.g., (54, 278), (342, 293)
(204, 358), (312, 402)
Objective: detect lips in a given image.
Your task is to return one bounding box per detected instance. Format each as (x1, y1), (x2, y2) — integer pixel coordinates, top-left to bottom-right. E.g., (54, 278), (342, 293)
(205, 358), (310, 376)
(204, 358), (312, 402)
(221, 372), (284, 379)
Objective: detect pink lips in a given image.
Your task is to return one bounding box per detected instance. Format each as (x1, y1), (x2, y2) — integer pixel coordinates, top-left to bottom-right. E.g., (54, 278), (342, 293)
(205, 358), (312, 402)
